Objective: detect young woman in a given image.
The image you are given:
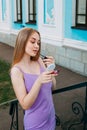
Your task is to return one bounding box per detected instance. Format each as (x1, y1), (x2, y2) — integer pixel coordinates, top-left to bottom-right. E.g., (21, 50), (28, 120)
(10, 28), (57, 130)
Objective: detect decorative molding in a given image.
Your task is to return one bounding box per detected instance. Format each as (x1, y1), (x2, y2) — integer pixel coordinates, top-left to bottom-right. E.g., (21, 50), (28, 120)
(44, 0), (55, 25)
(63, 38), (87, 51)
(0, 28), (19, 35)
(38, 0), (63, 40)
(10, 29), (19, 35)
(0, 28), (11, 34)
(42, 23), (56, 28)
(45, 8), (55, 25)
(41, 34), (63, 46)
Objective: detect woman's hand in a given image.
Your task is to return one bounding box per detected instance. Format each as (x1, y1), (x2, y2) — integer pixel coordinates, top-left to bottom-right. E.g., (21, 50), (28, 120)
(37, 71), (52, 85)
(43, 56), (55, 67)
(37, 70), (58, 85)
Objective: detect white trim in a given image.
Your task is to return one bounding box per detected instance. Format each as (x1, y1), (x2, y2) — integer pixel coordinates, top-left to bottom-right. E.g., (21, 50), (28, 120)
(10, 29), (20, 35)
(14, 0), (17, 21)
(38, 0), (64, 42)
(0, 0), (2, 21)
(0, 29), (11, 34)
(25, 0), (28, 22)
(41, 34), (63, 46)
(42, 23), (56, 28)
(0, 28), (19, 35)
(63, 38), (87, 51)
(72, 0), (76, 26)
(0, 0), (11, 30)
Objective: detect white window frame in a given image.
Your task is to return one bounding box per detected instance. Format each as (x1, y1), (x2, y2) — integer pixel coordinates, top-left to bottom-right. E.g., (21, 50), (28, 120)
(38, 0), (64, 46)
(25, 0), (36, 24)
(14, 0), (22, 23)
(72, 0), (87, 29)
(0, 0), (11, 32)
(63, 0), (87, 51)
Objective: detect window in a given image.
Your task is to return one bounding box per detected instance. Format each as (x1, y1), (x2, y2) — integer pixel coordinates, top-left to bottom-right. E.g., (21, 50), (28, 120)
(2, 0), (6, 21)
(72, 0), (87, 29)
(14, 0), (22, 23)
(26, 0), (36, 24)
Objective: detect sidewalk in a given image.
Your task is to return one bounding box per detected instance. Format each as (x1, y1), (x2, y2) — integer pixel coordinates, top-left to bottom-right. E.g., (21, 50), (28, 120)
(0, 42), (87, 130)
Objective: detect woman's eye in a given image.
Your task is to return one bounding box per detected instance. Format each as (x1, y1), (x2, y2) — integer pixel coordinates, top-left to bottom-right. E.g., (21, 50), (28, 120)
(30, 40), (40, 45)
(31, 41), (35, 44)
(37, 42), (40, 45)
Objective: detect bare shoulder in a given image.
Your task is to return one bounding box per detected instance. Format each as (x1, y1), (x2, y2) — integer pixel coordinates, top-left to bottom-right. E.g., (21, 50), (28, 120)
(10, 65), (23, 78)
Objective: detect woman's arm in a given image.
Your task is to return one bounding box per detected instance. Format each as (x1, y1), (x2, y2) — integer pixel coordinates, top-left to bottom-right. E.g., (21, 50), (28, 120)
(11, 66), (52, 110)
(11, 67), (42, 110)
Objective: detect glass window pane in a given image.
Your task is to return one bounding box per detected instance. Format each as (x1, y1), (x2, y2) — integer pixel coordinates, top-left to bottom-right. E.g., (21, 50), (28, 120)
(78, 0), (86, 14)
(28, 0), (36, 22)
(16, 0), (22, 21)
(2, 0), (6, 21)
(30, 0), (33, 13)
(77, 16), (86, 24)
(44, 0), (55, 25)
(18, 15), (21, 20)
(18, 0), (21, 15)
(30, 0), (33, 20)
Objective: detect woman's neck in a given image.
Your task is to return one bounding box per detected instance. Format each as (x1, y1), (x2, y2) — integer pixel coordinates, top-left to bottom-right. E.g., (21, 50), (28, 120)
(22, 54), (31, 65)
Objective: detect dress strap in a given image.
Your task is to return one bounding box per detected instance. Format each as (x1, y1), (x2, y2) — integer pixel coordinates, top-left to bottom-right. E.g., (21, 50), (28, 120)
(14, 66), (24, 73)
(10, 66), (24, 76)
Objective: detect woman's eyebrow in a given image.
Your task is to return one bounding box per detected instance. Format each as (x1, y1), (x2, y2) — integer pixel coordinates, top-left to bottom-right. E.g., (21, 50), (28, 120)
(31, 37), (40, 41)
(31, 37), (35, 40)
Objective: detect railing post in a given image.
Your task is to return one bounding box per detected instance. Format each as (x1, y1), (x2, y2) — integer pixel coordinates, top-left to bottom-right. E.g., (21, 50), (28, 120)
(83, 84), (87, 130)
(9, 100), (19, 130)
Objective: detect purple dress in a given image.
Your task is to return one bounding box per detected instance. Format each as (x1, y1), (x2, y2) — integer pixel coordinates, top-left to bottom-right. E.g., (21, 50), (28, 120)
(17, 64), (56, 130)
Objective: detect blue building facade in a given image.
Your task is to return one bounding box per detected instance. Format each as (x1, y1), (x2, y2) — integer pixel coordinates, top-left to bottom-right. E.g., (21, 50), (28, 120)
(11, 0), (38, 30)
(0, 0), (87, 76)
(64, 0), (87, 42)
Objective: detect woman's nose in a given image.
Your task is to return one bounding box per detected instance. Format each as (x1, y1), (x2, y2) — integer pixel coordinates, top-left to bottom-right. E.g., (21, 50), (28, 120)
(34, 43), (39, 47)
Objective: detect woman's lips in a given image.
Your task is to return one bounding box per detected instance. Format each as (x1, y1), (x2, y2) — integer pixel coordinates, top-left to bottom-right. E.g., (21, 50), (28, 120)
(33, 50), (38, 54)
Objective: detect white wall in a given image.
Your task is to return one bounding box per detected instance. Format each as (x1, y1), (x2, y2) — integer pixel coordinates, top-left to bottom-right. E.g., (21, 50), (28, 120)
(0, 0), (11, 32)
(38, 0), (64, 46)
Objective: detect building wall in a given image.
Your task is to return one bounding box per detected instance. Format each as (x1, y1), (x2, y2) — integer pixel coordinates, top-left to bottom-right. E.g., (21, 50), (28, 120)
(64, 0), (87, 42)
(62, 0), (87, 76)
(11, 0), (38, 30)
(0, 0), (87, 76)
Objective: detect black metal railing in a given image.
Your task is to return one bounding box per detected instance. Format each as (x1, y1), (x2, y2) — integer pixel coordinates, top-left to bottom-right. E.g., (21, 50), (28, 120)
(9, 82), (87, 130)
(9, 100), (19, 130)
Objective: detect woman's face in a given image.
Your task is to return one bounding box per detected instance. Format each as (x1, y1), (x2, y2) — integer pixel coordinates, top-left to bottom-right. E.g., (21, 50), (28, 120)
(25, 32), (40, 57)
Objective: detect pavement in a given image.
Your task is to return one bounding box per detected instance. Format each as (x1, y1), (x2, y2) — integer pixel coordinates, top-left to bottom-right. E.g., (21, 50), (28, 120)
(0, 42), (87, 130)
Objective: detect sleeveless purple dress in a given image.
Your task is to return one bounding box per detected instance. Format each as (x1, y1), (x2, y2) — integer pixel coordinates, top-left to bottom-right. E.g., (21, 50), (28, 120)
(17, 64), (56, 130)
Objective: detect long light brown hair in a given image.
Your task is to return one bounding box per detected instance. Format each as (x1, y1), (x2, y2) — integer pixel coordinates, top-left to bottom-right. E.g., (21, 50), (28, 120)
(11, 28), (41, 67)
